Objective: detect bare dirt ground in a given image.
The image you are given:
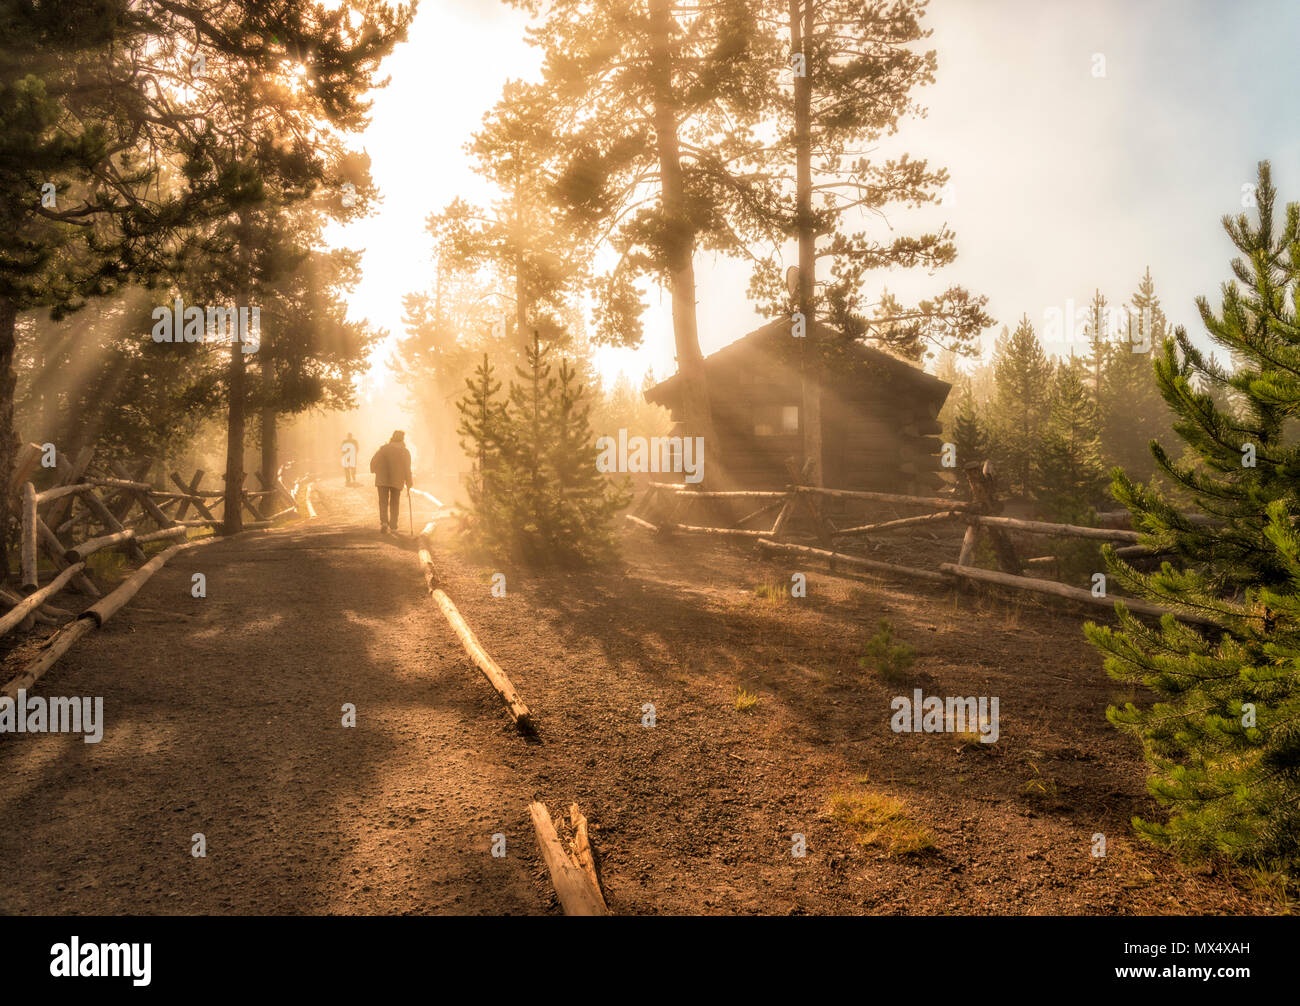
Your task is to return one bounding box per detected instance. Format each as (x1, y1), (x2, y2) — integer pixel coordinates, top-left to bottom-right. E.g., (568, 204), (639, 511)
(0, 477), (1282, 915)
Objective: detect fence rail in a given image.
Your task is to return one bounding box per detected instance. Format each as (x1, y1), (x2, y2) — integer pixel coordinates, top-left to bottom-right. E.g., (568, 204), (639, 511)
(629, 460), (1220, 627)
(2, 443), (308, 697)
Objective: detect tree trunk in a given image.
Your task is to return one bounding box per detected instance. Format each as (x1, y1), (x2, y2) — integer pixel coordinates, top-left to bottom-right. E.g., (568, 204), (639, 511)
(648, 0), (719, 484)
(260, 404), (277, 491)
(260, 333), (277, 488)
(792, 0), (822, 487)
(0, 296), (19, 583)
(222, 330), (246, 535)
(223, 214), (250, 535)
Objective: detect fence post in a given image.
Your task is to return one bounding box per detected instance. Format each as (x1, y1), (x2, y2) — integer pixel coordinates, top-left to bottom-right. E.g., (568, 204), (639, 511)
(957, 460), (1022, 574)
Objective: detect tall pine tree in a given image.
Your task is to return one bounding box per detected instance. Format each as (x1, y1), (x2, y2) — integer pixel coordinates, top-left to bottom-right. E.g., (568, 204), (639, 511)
(987, 317), (1051, 496)
(1034, 356), (1106, 519)
(1086, 162), (1300, 873)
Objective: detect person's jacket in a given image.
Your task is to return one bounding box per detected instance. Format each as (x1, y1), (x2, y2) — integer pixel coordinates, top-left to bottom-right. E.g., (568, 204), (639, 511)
(370, 441), (412, 489)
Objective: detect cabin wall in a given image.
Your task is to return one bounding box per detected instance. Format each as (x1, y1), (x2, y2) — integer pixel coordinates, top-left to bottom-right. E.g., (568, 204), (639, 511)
(651, 342), (950, 493)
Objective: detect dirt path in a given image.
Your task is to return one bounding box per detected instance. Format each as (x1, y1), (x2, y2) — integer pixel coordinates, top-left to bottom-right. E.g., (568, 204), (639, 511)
(0, 478), (1278, 915)
(0, 479), (548, 915)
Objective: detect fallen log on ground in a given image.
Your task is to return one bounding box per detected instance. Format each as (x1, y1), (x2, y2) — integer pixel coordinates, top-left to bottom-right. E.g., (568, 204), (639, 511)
(416, 524), (532, 731)
(3, 619), (97, 700)
(938, 562), (1220, 625)
(624, 514), (659, 532)
(757, 538), (950, 584)
(965, 514), (1141, 543)
(416, 522), (441, 593)
(0, 588), (66, 626)
(81, 536), (218, 628)
(429, 587), (533, 732)
(0, 563), (86, 637)
(409, 488), (446, 508)
(568, 803), (608, 913)
(528, 801), (609, 916)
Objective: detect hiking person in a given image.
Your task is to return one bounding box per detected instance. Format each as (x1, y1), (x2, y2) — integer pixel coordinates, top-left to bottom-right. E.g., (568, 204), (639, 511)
(370, 430), (412, 534)
(342, 432), (359, 486)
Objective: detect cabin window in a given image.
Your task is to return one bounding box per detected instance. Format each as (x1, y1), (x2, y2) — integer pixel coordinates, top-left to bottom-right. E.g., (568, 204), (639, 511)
(754, 404), (800, 436)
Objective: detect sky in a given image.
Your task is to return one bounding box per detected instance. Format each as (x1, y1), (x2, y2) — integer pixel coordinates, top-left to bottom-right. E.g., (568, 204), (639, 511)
(330, 0), (1300, 403)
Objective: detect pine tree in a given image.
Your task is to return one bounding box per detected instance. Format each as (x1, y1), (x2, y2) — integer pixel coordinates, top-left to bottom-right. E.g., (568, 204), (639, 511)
(545, 358), (632, 562)
(1085, 162), (1300, 873)
(1098, 268), (1174, 482)
(1034, 357), (1106, 519)
(987, 317), (1052, 495)
(501, 0), (777, 480)
(455, 354), (514, 556)
(507, 332), (557, 560)
(949, 383), (987, 469)
(1083, 288), (1109, 399)
(456, 335), (630, 565)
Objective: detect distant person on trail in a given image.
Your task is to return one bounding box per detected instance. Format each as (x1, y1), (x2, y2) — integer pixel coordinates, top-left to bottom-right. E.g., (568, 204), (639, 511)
(370, 430), (412, 534)
(342, 432), (358, 486)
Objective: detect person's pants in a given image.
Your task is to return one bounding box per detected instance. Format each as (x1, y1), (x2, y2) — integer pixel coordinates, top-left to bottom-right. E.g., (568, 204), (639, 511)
(377, 486), (401, 530)
(345, 467), (356, 485)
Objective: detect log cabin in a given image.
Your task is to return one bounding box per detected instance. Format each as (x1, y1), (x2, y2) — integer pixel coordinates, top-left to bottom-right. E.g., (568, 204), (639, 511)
(643, 318), (952, 494)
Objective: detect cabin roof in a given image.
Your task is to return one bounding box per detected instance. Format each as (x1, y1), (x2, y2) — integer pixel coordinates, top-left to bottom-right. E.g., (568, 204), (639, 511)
(643, 317), (950, 410)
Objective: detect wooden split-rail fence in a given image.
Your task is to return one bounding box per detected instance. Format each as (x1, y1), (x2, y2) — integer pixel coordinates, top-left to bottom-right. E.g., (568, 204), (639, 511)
(628, 459), (1219, 627)
(1, 443), (311, 698)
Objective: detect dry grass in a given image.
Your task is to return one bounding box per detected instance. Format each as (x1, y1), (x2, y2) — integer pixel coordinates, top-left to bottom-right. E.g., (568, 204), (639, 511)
(753, 581), (789, 603)
(823, 789), (934, 856)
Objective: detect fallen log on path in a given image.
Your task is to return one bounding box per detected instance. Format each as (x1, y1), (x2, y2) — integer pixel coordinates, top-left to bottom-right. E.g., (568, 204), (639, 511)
(416, 522), (441, 593)
(528, 801), (609, 916)
(568, 803), (608, 913)
(430, 588), (533, 732)
(409, 487), (446, 508)
(416, 523), (532, 731)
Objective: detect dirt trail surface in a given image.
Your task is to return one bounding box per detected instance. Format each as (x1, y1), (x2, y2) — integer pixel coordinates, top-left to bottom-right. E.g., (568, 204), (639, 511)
(0, 482), (542, 915)
(0, 478), (1278, 915)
